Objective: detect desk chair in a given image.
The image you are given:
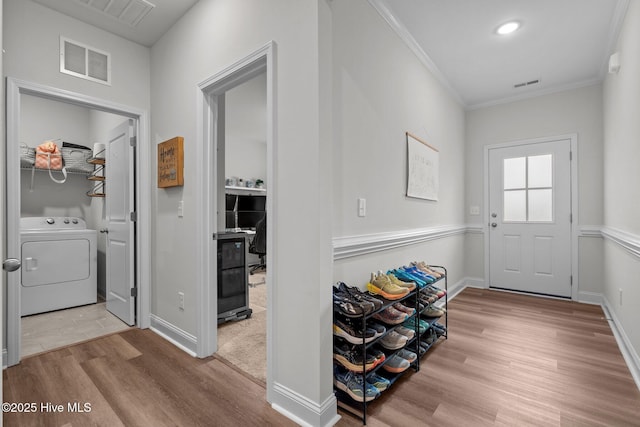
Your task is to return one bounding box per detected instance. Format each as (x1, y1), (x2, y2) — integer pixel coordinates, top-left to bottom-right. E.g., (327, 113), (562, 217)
(249, 214), (266, 274)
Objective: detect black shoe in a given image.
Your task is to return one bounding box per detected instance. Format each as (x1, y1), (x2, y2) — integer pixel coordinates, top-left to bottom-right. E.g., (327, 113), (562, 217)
(333, 339), (376, 372)
(333, 286), (375, 316)
(333, 318), (376, 344)
(333, 292), (364, 318)
(337, 282), (383, 310)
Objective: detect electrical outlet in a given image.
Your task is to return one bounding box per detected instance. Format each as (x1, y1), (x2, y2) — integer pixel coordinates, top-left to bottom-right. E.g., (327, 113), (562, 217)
(470, 206), (480, 216)
(178, 291), (185, 310)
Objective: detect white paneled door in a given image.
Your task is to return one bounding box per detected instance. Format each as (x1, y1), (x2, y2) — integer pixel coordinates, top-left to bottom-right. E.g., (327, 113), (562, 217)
(488, 139), (572, 297)
(106, 120), (136, 325)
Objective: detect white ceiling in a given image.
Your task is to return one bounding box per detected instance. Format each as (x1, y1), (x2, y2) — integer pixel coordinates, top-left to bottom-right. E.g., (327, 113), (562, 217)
(372, 0), (629, 108)
(32, 0), (198, 47)
(33, 0), (629, 108)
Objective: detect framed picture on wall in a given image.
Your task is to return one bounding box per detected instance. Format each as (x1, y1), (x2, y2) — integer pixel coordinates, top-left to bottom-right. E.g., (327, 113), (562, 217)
(406, 132), (439, 201)
(158, 136), (184, 188)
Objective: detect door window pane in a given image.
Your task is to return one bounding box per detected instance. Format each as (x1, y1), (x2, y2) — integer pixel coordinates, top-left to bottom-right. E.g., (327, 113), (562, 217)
(528, 189), (553, 222)
(504, 190), (527, 222)
(504, 157), (526, 189)
(528, 154), (552, 188)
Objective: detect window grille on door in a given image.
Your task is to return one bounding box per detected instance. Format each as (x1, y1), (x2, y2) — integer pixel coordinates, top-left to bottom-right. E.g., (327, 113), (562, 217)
(503, 154), (553, 222)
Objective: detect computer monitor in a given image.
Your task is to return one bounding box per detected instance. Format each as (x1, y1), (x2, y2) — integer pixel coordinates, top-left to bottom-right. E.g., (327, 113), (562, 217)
(237, 211), (265, 230)
(237, 195), (266, 211)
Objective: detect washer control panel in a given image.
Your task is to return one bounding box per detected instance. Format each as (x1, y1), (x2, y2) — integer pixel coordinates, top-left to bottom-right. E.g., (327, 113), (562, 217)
(20, 217), (87, 230)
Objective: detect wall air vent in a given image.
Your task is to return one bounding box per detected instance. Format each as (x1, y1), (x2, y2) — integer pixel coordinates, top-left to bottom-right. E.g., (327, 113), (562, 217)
(75, 0), (155, 27)
(514, 79), (540, 89)
(60, 37), (111, 86)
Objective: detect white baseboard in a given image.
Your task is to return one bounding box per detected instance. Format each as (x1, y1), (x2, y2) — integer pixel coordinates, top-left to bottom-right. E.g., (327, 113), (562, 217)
(271, 382), (339, 427)
(577, 291), (604, 305)
(149, 314), (197, 357)
(602, 298), (640, 391)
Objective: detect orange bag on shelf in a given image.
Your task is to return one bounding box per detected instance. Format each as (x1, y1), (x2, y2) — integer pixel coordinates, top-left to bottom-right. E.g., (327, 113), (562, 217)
(35, 141), (63, 170)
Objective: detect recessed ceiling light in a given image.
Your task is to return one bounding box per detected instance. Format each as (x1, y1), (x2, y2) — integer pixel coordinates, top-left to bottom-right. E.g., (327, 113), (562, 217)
(496, 21), (521, 35)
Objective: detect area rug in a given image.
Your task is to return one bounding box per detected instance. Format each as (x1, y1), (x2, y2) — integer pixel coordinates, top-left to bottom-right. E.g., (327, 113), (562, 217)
(216, 275), (267, 383)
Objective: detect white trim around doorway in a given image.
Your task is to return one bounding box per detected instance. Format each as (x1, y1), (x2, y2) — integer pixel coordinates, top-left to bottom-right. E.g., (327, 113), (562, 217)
(4, 77), (151, 367)
(483, 134), (579, 300)
(195, 41), (277, 402)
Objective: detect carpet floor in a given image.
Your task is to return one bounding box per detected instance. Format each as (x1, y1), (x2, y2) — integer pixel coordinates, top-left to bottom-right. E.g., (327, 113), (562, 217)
(216, 272), (267, 383)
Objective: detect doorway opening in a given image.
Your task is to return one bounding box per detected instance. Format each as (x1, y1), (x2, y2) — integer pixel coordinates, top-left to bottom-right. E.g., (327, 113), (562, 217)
(484, 134), (578, 299)
(196, 42), (276, 400)
(5, 78), (151, 367)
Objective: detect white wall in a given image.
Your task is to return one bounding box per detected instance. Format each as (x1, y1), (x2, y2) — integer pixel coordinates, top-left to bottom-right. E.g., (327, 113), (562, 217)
(602, 0), (640, 368)
(465, 84), (605, 297)
(3, 0), (150, 111)
(331, 0), (466, 288)
(225, 72), (267, 187)
(150, 0), (334, 424)
(19, 95), (94, 221)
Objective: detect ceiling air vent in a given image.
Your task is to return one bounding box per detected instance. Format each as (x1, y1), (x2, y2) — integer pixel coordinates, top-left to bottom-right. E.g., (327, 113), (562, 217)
(60, 37), (111, 86)
(514, 79), (540, 89)
(75, 0), (155, 27)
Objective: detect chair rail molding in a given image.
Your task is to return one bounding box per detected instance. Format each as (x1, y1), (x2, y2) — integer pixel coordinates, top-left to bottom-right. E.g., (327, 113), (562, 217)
(601, 226), (640, 259)
(333, 224), (467, 260)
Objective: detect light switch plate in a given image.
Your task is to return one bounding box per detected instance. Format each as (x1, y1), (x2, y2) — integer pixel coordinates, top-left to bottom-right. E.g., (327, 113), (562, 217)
(358, 198), (366, 217)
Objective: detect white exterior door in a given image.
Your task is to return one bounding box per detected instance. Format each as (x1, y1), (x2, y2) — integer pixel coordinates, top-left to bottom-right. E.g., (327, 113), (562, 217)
(106, 120), (136, 324)
(488, 139), (572, 297)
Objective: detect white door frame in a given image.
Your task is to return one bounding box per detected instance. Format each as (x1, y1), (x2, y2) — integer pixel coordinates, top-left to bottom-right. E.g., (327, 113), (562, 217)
(195, 41), (276, 401)
(5, 78), (151, 366)
(483, 134), (579, 300)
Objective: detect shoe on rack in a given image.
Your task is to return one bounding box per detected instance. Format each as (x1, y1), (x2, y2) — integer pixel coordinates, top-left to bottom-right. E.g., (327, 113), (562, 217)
(383, 354), (411, 373)
(333, 319), (377, 345)
(424, 329), (438, 345)
(402, 299), (425, 312)
(366, 273), (410, 300)
(366, 373), (391, 392)
(397, 349), (417, 364)
(394, 325), (416, 340)
(383, 271), (416, 292)
(368, 321), (387, 338)
(337, 282), (383, 311)
(401, 266), (436, 284)
(372, 306), (408, 325)
(413, 261), (443, 279)
(370, 347), (386, 367)
(431, 322), (447, 337)
(334, 367), (380, 402)
(422, 305), (445, 318)
(390, 269), (427, 288)
(333, 339), (377, 372)
(403, 317), (429, 335)
(378, 330), (408, 350)
(333, 285), (375, 315)
(392, 302), (416, 317)
(332, 294), (364, 318)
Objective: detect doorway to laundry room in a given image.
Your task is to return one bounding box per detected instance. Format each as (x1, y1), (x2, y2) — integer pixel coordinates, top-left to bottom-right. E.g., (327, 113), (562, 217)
(215, 71), (269, 384)
(5, 79), (147, 366)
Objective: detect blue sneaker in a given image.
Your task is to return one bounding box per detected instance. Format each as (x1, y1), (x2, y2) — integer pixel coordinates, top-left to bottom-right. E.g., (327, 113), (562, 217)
(401, 266), (436, 284)
(334, 367), (380, 402)
(366, 373), (391, 392)
(389, 269), (427, 288)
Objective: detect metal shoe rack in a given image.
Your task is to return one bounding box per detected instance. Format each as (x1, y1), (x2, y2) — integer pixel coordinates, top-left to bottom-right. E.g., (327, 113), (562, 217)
(333, 266), (447, 425)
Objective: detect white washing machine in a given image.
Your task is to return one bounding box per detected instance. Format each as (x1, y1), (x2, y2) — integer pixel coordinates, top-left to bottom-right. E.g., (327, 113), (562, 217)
(20, 217), (97, 316)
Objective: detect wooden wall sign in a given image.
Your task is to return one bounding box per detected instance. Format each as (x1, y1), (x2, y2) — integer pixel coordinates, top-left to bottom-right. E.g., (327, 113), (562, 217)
(158, 136), (184, 188)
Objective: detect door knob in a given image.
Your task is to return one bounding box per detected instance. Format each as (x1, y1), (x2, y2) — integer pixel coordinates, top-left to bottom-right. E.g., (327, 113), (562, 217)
(2, 258), (21, 272)
(100, 228), (109, 234)
(491, 223), (498, 228)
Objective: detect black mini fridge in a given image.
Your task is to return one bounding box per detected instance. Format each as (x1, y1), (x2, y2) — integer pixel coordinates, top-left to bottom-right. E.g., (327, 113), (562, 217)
(216, 232), (252, 323)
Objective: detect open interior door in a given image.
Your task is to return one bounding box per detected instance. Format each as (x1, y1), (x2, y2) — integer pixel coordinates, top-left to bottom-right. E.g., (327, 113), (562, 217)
(105, 119), (136, 325)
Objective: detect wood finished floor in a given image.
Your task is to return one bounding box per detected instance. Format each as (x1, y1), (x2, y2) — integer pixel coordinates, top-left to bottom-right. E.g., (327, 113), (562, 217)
(4, 288), (640, 426)
(3, 328), (295, 427)
(337, 288), (640, 426)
